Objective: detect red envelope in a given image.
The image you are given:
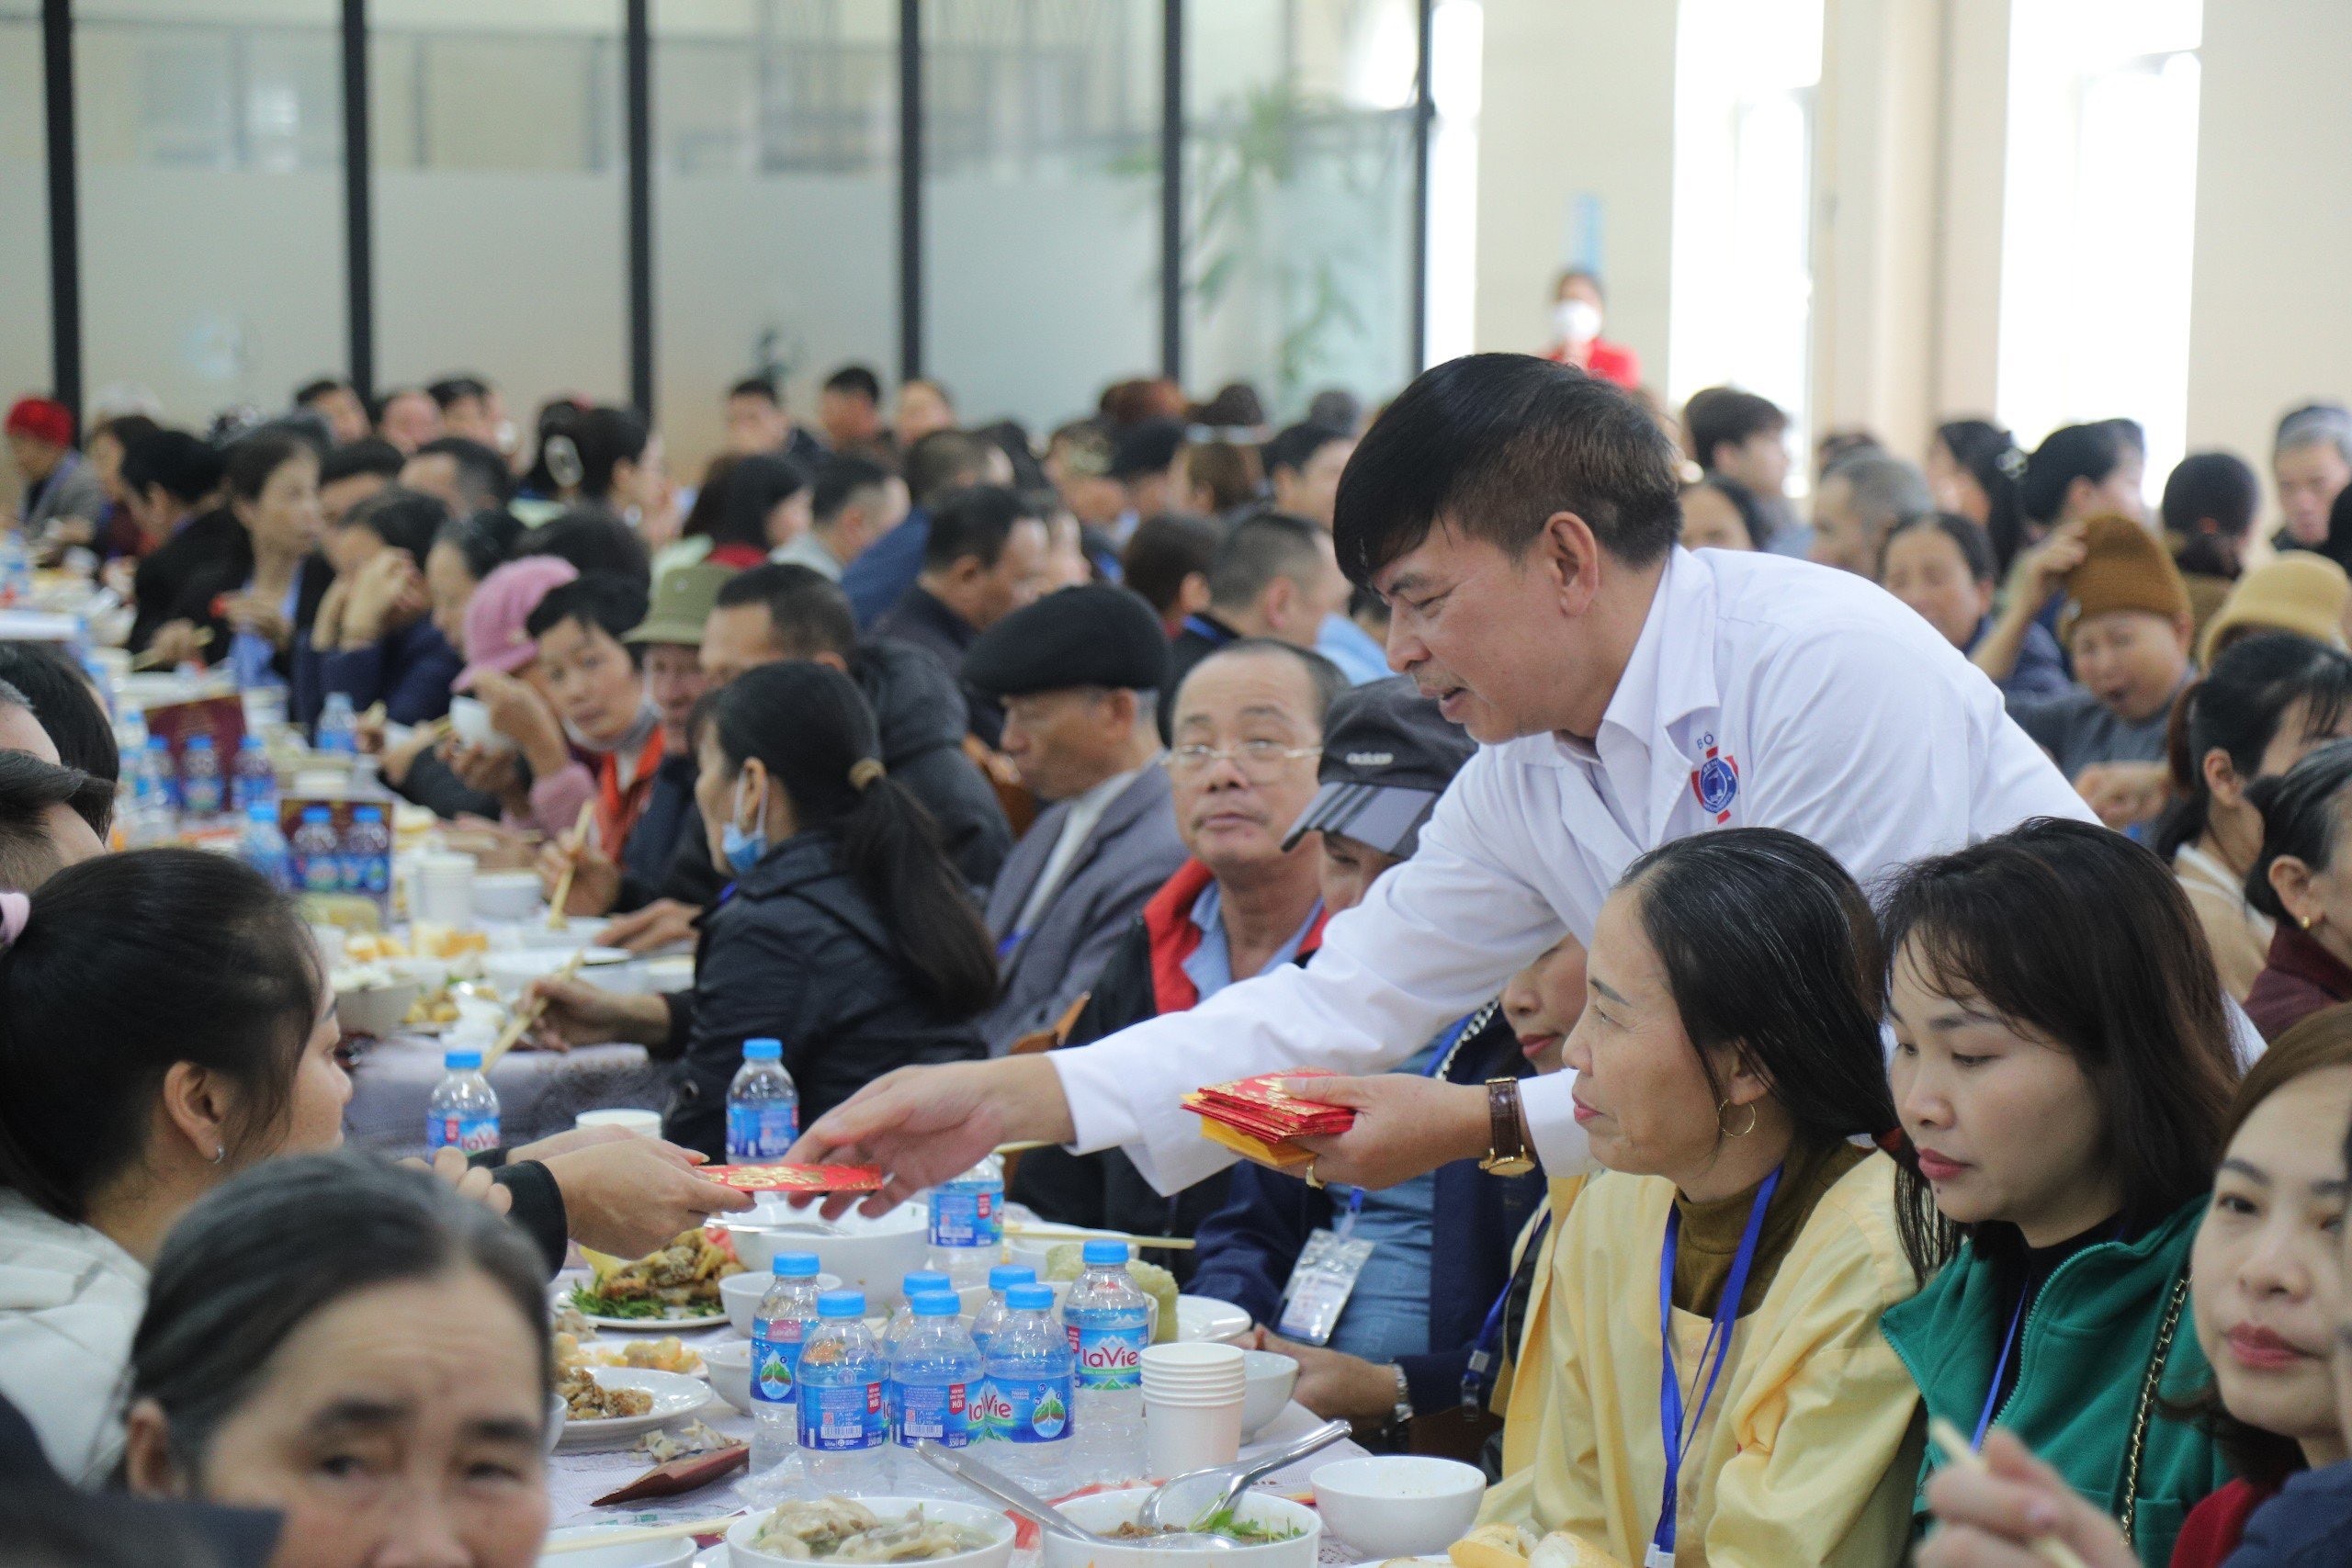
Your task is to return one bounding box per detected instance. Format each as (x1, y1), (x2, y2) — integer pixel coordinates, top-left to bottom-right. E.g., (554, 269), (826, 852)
(698, 1164), (885, 1193)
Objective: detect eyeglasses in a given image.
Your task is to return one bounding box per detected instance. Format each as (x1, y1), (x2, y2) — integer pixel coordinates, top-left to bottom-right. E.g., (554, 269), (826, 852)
(1162, 740), (1321, 779)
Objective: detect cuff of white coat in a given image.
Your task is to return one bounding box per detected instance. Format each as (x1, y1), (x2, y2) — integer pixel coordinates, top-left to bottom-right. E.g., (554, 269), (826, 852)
(1519, 1070), (1594, 1178)
(1048, 1046), (1238, 1196)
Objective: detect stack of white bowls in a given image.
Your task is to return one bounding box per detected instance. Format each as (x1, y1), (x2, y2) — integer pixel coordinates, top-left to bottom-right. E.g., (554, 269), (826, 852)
(1139, 1341), (1247, 1477)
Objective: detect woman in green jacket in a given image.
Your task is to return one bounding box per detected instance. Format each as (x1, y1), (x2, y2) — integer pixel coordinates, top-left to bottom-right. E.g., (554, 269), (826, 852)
(1877, 818), (2242, 1567)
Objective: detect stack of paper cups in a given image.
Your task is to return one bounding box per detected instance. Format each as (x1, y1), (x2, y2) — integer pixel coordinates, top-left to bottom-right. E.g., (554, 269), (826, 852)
(1141, 1342), (1248, 1477)
(414, 852), (478, 926)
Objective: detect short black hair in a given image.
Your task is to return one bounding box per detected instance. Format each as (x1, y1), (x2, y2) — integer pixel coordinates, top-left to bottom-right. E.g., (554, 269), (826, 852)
(0, 642), (119, 797)
(823, 364), (883, 403)
(1178, 637), (1348, 731)
(433, 507), (523, 583)
(0, 750), (108, 891)
(1882, 512), (1997, 585)
(514, 509), (651, 590)
(2161, 451), (2260, 541)
(1684, 387), (1789, 469)
(1123, 512), (1224, 619)
(338, 485), (450, 563)
(1262, 421), (1349, 479)
(923, 485), (1036, 573)
(813, 454), (896, 525)
(318, 438), (406, 487)
(120, 428), (224, 506)
(904, 430), (993, 508)
(714, 562), (857, 660)
(525, 571), (650, 652)
(1335, 355), (1682, 581)
(410, 434), (513, 510)
(292, 376), (350, 408)
(425, 374), (491, 409)
(1208, 512), (1326, 610)
(729, 375), (781, 405)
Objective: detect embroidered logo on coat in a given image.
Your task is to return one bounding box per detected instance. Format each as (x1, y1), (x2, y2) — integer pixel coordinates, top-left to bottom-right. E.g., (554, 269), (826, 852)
(1690, 742), (1739, 824)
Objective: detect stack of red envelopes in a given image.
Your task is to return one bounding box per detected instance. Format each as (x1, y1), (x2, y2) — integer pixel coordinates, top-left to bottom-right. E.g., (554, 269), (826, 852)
(1182, 1069), (1356, 1169)
(698, 1163), (884, 1194)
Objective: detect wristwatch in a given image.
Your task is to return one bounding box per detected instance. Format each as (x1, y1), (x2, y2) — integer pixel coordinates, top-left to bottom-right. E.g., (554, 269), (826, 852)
(1480, 1077), (1537, 1177)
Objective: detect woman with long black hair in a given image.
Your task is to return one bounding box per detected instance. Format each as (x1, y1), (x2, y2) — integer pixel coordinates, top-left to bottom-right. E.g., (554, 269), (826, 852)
(527, 659), (995, 1154)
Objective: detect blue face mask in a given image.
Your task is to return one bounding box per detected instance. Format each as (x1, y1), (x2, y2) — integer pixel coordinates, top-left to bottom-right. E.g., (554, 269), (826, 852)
(721, 775), (768, 874)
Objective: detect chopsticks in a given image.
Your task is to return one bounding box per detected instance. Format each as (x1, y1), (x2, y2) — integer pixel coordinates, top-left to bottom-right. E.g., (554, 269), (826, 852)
(540, 1514), (745, 1554)
(1924, 1416), (2091, 1568)
(484, 942), (590, 1069)
(1004, 1223), (1195, 1252)
(130, 628), (213, 670)
(547, 798), (597, 930)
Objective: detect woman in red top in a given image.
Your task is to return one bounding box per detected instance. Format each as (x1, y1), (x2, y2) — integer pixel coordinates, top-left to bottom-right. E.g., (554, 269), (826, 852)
(1541, 267), (1642, 389)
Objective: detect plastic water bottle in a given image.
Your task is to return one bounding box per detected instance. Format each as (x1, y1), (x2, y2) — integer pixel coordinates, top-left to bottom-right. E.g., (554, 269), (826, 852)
(0, 531), (32, 605)
(926, 1155), (1005, 1287)
(232, 732), (277, 815)
(1063, 1239), (1149, 1483)
(750, 1251), (826, 1474)
(179, 733), (222, 818)
(888, 1292), (986, 1494)
(119, 734), (175, 846)
(316, 691), (358, 753)
(424, 1048), (500, 1154)
(797, 1290), (888, 1493)
(978, 1282), (1075, 1492)
(344, 805), (391, 909)
(725, 1039), (799, 1163)
(291, 807), (342, 892)
(886, 1272), (954, 1357)
(969, 1265), (1035, 1358)
(238, 802), (290, 889)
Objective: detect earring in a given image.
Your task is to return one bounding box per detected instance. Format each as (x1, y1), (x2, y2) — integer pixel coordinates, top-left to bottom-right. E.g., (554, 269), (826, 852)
(2301, 914), (2318, 931)
(209, 1146), (226, 1165)
(1718, 1100), (1758, 1138)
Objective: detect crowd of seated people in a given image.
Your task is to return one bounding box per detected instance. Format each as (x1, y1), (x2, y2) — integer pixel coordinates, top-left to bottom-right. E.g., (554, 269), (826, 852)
(8, 341), (2352, 1568)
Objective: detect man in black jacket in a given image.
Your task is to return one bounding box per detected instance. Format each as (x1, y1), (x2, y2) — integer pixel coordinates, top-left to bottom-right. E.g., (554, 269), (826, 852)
(874, 484), (1053, 750)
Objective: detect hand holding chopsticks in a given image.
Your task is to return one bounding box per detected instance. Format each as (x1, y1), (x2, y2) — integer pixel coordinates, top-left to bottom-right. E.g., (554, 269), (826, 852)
(546, 798), (597, 930)
(484, 942), (592, 1069)
(1919, 1417), (2107, 1568)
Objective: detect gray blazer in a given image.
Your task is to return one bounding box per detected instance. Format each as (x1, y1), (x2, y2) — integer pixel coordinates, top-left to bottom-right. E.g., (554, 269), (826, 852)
(979, 765), (1189, 1054)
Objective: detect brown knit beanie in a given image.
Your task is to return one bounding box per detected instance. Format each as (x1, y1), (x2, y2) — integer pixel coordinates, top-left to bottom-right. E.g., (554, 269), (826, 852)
(2060, 513), (2191, 644)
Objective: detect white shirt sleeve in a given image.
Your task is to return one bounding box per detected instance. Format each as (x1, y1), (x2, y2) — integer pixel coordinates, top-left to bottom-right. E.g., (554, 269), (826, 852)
(1051, 751), (1573, 1195)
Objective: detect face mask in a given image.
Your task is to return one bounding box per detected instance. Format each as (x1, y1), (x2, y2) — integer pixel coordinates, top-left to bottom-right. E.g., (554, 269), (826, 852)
(721, 773), (769, 874)
(1555, 299), (1603, 344)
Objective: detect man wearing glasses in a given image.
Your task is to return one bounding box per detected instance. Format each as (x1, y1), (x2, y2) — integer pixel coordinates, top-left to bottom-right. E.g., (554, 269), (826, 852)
(1007, 637), (1347, 1271)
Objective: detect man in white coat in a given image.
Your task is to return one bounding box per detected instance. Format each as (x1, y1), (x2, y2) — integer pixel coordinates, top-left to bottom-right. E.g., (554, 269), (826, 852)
(788, 354), (2094, 1205)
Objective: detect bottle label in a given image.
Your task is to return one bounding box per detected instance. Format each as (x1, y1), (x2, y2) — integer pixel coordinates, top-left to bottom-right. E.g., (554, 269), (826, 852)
(893, 1380), (975, 1447)
(751, 1317), (807, 1405)
(427, 1113), (499, 1154)
(1069, 1312), (1148, 1390)
(977, 1373), (1072, 1443)
(727, 1102), (798, 1163)
(798, 1379), (886, 1451)
(927, 1183), (1003, 1248)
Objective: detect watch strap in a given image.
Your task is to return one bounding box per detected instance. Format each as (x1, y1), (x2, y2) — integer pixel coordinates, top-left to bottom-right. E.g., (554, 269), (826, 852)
(1487, 1077), (1528, 1164)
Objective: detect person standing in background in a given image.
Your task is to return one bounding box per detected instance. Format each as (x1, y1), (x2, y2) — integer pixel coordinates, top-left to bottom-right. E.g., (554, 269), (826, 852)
(1540, 269), (1640, 389)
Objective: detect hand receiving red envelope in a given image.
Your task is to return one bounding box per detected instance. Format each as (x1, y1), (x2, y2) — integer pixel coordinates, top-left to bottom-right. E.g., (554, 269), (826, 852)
(1182, 1069), (1357, 1169)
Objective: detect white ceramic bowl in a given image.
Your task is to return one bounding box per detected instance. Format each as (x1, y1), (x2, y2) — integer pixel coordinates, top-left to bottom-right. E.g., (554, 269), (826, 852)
(509, 918), (613, 951)
(449, 695), (514, 754)
(715, 1201), (932, 1305)
(718, 1267), (844, 1336)
(727, 1498), (1015, 1568)
(641, 953), (695, 993)
(702, 1338), (753, 1415)
(1309, 1455), (1487, 1559)
(1238, 1348), (1299, 1438)
(334, 978), (422, 1039)
(539, 1526), (695, 1567)
(1043, 1488), (1320, 1568)
(472, 870), (544, 920)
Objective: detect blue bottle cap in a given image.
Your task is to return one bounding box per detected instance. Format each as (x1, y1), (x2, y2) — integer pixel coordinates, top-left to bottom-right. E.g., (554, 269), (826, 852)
(247, 802), (274, 822)
(1005, 1283), (1055, 1312)
(903, 1270), (951, 1294)
(187, 734), (212, 749)
(818, 1290), (866, 1319)
(1081, 1239), (1130, 1267)
(771, 1251), (820, 1278)
(910, 1292), (962, 1318)
(239, 732), (263, 747)
(989, 1265), (1035, 1291)
(356, 805), (383, 819)
(302, 806), (330, 819)
(444, 1049), (482, 1070)
(743, 1038), (783, 1061)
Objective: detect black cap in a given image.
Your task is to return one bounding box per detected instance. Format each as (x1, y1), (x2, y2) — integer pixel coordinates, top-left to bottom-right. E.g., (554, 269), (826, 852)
(963, 584), (1171, 698)
(1283, 676), (1475, 858)
(1108, 417), (1185, 480)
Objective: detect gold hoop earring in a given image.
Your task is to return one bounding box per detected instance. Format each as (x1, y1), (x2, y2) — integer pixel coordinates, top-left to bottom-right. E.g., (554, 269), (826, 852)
(1718, 1100), (1758, 1139)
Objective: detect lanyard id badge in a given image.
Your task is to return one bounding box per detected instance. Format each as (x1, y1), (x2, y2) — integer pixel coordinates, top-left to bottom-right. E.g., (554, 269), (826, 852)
(1276, 1223), (1375, 1346)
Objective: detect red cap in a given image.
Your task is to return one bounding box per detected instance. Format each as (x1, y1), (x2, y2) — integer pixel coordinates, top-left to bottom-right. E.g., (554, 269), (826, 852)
(3, 399), (73, 449)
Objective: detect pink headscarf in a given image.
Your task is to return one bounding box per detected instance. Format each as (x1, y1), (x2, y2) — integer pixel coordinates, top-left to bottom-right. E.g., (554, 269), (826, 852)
(453, 556), (580, 692)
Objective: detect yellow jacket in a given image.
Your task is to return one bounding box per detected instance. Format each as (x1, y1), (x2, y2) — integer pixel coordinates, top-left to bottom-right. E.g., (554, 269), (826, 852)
(1483, 1154), (1922, 1568)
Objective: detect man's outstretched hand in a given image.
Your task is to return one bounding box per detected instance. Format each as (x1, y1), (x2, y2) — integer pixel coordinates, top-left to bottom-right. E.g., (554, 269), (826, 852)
(785, 1056), (1074, 1218)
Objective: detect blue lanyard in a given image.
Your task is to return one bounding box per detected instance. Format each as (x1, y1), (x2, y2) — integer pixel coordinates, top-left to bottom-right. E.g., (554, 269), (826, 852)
(1973, 1292), (2029, 1448)
(1650, 1166), (1781, 1568)
(1182, 614), (1235, 645)
(1461, 1209), (1552, 1410)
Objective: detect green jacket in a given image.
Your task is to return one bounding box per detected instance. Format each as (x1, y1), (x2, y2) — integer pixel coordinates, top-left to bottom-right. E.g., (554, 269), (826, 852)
(1879, 1199), (2227, 1568)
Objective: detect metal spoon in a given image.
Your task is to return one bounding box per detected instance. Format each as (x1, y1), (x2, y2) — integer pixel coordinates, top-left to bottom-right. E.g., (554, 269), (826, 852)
(1134, 1417), (1353, 1535)
(912, 1443), (1238, 1551)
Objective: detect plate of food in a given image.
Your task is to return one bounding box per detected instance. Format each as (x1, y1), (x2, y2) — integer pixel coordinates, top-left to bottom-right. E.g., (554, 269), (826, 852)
(554, 1329), (706, 1380)
(560, 1228), (744, 1328)
(551, 1366), (708, 1450)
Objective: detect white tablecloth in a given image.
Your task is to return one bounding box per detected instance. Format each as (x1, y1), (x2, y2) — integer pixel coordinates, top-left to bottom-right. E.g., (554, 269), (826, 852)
(345, 1032), (670, 1153)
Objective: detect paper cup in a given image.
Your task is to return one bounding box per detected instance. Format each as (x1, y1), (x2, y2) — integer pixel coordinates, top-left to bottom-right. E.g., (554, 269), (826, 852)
(1141, 1343), (1246, 1378)
(449, 695), (514, 755)
(414, 852), (478, 926)
(1145, 1388), (1244, 1476)
(576, 1108), (662, 1138)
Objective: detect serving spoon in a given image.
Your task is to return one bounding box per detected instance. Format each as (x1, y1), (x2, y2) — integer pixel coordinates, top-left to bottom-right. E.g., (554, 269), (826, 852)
(1134, 1417), (1352, 1536)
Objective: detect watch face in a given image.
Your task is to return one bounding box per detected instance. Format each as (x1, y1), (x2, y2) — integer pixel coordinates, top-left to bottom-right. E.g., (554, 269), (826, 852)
(1482, 1155), (1536, 1178)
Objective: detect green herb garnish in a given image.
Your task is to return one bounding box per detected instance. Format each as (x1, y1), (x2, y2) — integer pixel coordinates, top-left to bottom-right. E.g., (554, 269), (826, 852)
(568, 1287), (669, 1320)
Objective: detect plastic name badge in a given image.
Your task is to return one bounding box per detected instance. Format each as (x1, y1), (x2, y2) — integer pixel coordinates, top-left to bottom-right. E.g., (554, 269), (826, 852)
(1276, 1228), (1376, 1347)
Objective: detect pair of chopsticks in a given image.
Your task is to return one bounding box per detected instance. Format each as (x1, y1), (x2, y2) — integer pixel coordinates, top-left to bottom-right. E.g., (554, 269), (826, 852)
(1003, 1222), (1195, 1253)
(541, 1513), (744, 1554)
(130, 627), (213, 670)
(1925, 1416), (2091, 1568)
(546, 799), (596, 930)
(484, 941), (590, 1069)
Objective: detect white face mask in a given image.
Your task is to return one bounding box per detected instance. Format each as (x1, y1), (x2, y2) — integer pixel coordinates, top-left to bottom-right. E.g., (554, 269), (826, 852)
(1555, 299), (1603, 344)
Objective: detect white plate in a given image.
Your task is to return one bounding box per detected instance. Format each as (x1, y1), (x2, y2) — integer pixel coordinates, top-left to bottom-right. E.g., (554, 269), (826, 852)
(1177, 1295), (1253, 1345)
(556, 1283), (731, 1331)
(554, 1367), (711, 1450)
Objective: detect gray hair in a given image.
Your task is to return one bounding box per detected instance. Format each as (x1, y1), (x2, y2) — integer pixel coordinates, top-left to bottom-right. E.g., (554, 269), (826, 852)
(1825, 452), (1934, 529)
(127, 1153), (552, 1481)
(2275, 402), (2352, 466)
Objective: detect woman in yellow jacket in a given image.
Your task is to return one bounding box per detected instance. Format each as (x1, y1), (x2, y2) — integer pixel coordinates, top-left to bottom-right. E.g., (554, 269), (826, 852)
(1479, 828), (1929, 1568)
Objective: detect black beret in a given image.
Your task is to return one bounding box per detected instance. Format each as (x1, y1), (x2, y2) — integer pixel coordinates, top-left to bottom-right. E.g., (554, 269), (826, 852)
(963, 585), (1171, 698)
